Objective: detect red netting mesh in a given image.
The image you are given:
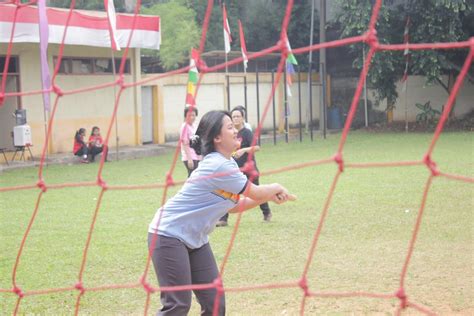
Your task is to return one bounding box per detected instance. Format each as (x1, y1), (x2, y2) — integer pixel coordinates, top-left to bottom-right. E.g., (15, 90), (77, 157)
(1, 0), (473, 315)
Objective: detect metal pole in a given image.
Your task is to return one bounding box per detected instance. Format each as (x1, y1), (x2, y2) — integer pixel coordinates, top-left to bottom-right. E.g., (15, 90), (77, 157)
(244, 75), (248, 120)
(321, 62), (327, 139)
(42, 108), (49, 166)
(256, 63), (261, 145)
(309, 66), (314, 141)
(405, 80), (409, 132)
(225, 51), (228, 76)
(271, 70), (276, 145)
(283, 66), (288, 143)
(363, 44), (369, 127)
(298, 67), (302, 142)
(319, 0), (327, 139)
(226, 74), (230, 111)
(111, 50), (119, 161)
(307, 0), (316, 132)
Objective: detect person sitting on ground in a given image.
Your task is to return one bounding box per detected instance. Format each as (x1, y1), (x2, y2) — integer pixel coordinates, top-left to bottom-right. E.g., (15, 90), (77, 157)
(73, 128), (89, 163)
(88, 126), (107, 162)
(180, 105), (202, 177)
(216, 106), (272, 227)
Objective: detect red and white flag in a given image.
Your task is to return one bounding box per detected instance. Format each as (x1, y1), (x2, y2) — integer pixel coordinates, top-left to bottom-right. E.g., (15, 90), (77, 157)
(104, 0), (120, 51)
(0, 4), (161, 50)
(238, 19), (248, 72)
(222, 4), (232, 54)
(401, 17), (410, 91)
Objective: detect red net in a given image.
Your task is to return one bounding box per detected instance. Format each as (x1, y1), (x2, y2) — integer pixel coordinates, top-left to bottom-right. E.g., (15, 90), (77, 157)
(1, 0), (473, 315)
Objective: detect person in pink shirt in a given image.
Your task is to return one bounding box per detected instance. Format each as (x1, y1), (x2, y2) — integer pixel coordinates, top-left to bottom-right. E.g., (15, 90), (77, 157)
(180, 106), (202, 177)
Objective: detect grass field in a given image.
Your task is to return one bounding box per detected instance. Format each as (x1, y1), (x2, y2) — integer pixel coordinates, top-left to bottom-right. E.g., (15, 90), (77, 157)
(1, 131), (473, 315)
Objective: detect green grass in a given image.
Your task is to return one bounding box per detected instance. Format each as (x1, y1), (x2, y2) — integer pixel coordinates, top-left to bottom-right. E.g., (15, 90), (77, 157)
(1, 131), (473, 315)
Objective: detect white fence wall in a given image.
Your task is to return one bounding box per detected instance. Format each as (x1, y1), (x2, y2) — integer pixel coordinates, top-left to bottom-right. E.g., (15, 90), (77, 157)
(146, 72), (322, 141)
(391, 76), (473, 122)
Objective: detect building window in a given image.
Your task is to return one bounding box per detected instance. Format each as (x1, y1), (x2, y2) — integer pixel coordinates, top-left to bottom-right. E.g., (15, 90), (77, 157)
(54, 57), (131, 75)
(0, 55), (21, 108)
(0, 56), (19, 74)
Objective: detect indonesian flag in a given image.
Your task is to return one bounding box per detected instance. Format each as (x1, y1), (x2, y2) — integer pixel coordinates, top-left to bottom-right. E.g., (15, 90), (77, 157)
(222, 4), (232, 54)
(104, 0), (120, 51)
(285, 33), (298, 97)
(185, 49), (199, 106)
(401, 17), (410, 91)
(238, 19), (248, 72)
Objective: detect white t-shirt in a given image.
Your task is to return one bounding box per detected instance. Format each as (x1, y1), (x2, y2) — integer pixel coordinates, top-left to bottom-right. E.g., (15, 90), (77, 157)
(244, 122), (252, 131)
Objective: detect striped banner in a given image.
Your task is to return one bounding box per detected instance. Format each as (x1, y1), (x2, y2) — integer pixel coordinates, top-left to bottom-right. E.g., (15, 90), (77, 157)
(0, 4), (161, 50)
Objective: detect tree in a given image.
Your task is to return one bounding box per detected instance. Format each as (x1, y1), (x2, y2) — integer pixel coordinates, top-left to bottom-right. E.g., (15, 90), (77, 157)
(188, 0), (318, 70)
(335, 0), (472, 111)
(141, 1), (200, 70)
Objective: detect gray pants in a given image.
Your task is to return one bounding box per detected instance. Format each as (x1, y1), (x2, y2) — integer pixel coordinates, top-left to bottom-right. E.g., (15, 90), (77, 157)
(148, 234), (225, 316)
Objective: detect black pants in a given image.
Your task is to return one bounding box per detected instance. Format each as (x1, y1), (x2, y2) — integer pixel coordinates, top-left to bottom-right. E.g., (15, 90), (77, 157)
(89, 145), (107, 162)
(74, 146), (88, 157)
(183, 160), (200, 177)
(148, 234), (225, 316)
(219, 175), (271, 222)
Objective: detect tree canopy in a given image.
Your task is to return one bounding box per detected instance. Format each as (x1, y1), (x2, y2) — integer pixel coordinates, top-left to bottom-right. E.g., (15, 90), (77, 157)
(141, 1), (200, 70)
(44, 1), (318, 71)
(335, 0), (473, 109)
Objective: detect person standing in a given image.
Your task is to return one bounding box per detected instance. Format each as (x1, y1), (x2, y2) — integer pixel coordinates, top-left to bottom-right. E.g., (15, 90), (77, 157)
(148, 110), (294, 315)
(233, 105), (252, 131)
(180, 106), (202, 177)
(216, 107), (272, 227)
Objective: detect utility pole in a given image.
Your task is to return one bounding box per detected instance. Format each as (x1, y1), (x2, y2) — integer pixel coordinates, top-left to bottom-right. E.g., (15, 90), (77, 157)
(306, 0), (315, 133)
(319, 0), (327, 138)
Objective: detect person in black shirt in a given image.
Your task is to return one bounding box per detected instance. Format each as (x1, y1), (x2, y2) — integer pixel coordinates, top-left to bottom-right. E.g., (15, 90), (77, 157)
(216, 107), (272, 227)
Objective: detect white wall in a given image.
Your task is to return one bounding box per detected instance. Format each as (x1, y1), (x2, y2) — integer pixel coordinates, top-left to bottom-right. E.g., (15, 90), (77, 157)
(391, 76), (474, 122)
(147, 72), (322, 141)
(333, 75), (474, 122)
(0, 43), (141, 154)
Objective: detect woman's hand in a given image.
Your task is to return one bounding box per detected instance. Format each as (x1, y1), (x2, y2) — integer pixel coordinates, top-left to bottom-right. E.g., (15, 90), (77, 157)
(270, 184), (298, 204)
(233, 148), (245, 159)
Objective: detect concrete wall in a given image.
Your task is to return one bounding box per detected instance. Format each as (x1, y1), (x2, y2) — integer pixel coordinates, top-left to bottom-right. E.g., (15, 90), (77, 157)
(391, 76), (474, 122)
(0, 43), (141, 156)
(143, 72), (323, 141)
(331, 75), (474, 123)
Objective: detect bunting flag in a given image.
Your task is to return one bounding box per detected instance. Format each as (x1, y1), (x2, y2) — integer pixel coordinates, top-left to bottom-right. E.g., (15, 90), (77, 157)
(238, 19), (248, 72)
(185, 49), (199, 106)
(38, 0), (51, 112)
(222, 4), (232, 54)
(286, 60), (295, 97)
(104, 0), (120, 51)
(285, 34), (298, 97)
(401, 16), (410, 91)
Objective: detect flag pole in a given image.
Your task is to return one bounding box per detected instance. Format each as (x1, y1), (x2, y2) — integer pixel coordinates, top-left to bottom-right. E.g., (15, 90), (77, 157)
(405, 77), (409, 132)
(363, 44), (368, 127)
(307, 0), (315, 134)
(111, 50), (119, 161)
